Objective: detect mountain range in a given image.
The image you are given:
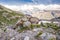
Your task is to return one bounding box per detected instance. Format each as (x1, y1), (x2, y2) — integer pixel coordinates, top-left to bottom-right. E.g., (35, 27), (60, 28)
(20, 7), (60, 20)
(30, 9), (60, 20)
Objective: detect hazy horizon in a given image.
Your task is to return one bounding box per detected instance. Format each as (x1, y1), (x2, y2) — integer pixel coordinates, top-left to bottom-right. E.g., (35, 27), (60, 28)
(0, 0), (60, 11)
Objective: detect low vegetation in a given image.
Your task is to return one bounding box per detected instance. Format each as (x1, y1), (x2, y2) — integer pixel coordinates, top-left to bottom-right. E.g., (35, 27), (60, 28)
(35, 31), (43, 38)
(41, 22), (60, 31)
(0, 8), (24, 26)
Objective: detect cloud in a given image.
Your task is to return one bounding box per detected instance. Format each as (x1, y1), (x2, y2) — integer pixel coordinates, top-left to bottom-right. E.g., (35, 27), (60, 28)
(1, 3), (60, 11)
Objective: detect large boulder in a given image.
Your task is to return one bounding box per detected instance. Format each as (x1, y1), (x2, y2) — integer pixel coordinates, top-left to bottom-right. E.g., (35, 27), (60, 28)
(23, 21), (31, 27)
(29, 17), (39, 24)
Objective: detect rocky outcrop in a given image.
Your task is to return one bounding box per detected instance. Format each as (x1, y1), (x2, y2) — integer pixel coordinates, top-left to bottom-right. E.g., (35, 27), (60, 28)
(15, 15), (39, 28)
(29, 17), (39, 24)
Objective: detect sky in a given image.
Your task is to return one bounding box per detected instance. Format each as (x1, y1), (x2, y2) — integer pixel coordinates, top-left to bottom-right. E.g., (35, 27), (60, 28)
(0, 0), (60, 5)
(0, 0), (60, 11)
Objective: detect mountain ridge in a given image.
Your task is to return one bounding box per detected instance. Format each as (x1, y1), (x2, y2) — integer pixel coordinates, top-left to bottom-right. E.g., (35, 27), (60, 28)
(0, 5), (24, 26)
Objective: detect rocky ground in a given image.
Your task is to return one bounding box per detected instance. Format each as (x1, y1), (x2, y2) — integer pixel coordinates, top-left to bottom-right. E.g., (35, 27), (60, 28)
(0, 15), (60, 40)
(0, 25), (60, 40)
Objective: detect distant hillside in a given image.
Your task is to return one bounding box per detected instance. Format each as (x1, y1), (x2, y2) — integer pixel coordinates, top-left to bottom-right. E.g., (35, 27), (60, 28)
(0, 5), (24, 26)
(30, 9), (60, 20)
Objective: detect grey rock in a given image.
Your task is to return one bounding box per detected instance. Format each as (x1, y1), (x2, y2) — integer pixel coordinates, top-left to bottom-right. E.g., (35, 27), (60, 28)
(6, 28), (19, 40)
(56, 29), (60, 40)
(0, 29), (6, 40)
(40, 32), (56, 40)
(23, 21), (31, 27)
